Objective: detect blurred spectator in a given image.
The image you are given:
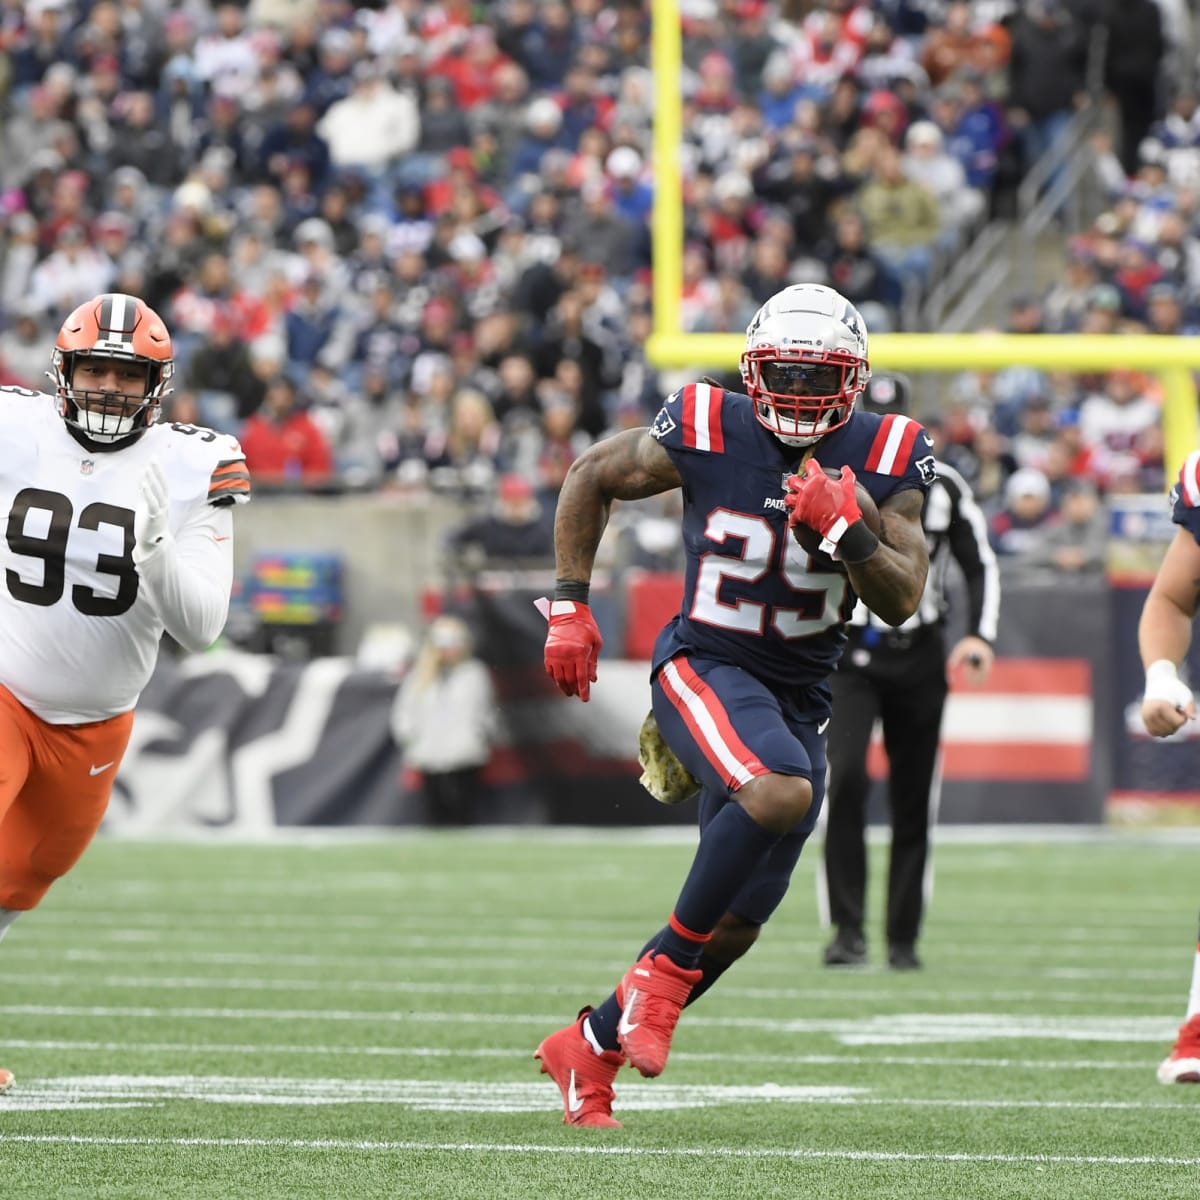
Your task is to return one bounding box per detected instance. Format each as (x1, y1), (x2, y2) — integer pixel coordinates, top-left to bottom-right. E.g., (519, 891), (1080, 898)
(424, 386), (503, 496)
(936, 70), (1011, 199)
(921, 2), (1006, 89)
(903, 119), (984, 239)
(240, 374), (335, 488)
(563, 181), (637, 278)
(1026, 479), (1107, 574)
(285, 268), (342, 368)
(185, 311), (266, 425)
(316, 61), (420, 175)
(1144, 282), (1199, 336)
(1, 213), (43, 317)
(1145, 91), (1200, 190)
(258, 100), (332, 193)
(534, 385), (590, 495)
(1100, 0), (1166, 175)
(605, 145), (652, 226)
(1010, 394), (1059, 471)
(856, 143), (941, 286)
(1005, 0), (1088, 180)
(0, 302), (54, 389)
(390, 613), (498, 827)
(752, 134), (848, 248)
(818, 208), (897, 320)
(1078, 371), (1160, 465)
(1043, 239), (1101, 332)
(446, 472), (555, 567)
(990, 466), (1056, 557)
(417, 76), (473, 157)
(29, 222), (115, 314)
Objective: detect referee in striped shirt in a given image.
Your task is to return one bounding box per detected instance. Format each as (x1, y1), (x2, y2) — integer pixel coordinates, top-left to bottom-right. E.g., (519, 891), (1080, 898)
(820, 373), (1001, 970)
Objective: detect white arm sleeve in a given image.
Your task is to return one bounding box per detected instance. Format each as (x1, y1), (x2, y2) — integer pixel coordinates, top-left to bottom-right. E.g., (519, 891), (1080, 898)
(137, 502), (235, 653)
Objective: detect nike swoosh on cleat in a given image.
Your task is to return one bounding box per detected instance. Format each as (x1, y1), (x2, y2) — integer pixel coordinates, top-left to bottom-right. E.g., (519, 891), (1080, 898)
(567, 1069), (584, 1113)
(89, 762), (115, 776)
(212, 536), (231, 543)
(617, 989), (640, 1036)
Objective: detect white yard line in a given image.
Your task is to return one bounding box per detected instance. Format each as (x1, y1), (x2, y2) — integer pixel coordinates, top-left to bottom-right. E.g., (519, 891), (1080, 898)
(0, 1004), (1182, 1043)
(0, 1037), (1161, 1071)
(0, 945), (1184, 985)
(3, 1133), (1200, 1167)
(88, 824), (1200, 846)
(0, 970), (1179, 1007)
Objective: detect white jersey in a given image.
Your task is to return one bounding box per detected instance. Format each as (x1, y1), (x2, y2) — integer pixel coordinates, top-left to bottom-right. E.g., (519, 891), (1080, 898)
(0, 388), (250, 723)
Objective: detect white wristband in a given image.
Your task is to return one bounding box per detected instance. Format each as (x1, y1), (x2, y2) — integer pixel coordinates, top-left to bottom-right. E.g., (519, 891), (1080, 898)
(1145, 659), (1194, 711)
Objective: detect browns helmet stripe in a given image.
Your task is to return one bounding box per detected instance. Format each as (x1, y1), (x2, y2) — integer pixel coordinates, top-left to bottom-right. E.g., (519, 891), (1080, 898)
(95, 293), (137, 351)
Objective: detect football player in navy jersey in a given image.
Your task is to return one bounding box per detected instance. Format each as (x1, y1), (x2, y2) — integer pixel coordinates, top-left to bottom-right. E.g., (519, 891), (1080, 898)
(533, 284), (935, 1127)
(1139, 450), (1200, 1084)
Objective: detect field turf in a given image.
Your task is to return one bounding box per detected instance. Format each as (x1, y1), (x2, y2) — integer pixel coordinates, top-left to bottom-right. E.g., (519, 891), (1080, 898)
(1, 828), (1198, 1199)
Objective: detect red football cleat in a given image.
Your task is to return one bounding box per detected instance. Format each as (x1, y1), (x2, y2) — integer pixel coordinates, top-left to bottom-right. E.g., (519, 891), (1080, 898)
(616, 951), (702, 1078)
(0, 1068), (13, 1095)
(1158, 1013), (1200, 1084)
(534, 1008), (625, 1128)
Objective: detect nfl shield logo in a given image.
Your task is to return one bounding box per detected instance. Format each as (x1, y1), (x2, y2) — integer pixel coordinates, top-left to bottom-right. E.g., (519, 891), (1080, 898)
(80, 459), (94, 475)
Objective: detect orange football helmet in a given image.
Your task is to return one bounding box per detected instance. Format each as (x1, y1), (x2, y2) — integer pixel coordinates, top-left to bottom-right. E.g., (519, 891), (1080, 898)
(50, 292), (175, 444)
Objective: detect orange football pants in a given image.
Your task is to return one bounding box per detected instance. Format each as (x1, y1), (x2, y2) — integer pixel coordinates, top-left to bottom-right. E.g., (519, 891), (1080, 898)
(0, 685), (133, 910)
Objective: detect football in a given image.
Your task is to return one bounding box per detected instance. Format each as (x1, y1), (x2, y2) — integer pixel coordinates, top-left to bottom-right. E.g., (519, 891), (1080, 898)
(790, 467), (883, 563)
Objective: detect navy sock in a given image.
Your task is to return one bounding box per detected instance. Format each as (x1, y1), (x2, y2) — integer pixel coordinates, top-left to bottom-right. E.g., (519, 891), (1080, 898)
(685, 952), (734, 1007)
(584, 926), (669, 1052)
(584, 990), (624, 1052)
(657, 802), (780, 969)
(586, 806), (779, 1051)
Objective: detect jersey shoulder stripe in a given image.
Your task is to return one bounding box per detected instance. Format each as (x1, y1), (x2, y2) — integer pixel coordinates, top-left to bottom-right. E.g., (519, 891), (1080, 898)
(1179, 450), (1200, 508)
(208, 457), (252, 506)
(679, 382), (724, 453)
(865, 413), (922, 475)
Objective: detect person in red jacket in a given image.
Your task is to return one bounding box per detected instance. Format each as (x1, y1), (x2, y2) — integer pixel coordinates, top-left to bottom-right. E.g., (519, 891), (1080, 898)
(239, 375), (334, 489)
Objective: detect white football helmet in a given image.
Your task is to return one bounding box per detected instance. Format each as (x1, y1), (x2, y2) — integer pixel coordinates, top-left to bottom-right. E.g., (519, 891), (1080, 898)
(740, 284), (870, 447)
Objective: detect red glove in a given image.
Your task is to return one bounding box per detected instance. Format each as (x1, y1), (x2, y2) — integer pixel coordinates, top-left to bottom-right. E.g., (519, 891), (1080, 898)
(544, 600), (603, 702)
(784, 466), (870, 558)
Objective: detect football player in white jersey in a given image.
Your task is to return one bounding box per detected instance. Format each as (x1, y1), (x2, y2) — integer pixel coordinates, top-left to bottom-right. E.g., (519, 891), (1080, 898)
(0, 293), (251, 1095)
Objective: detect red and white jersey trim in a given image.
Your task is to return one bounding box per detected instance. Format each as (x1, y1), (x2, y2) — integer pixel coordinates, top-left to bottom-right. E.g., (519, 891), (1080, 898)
(680, 382), (725, 453)
(1180, 450), (1200, 507)
(865, 413), (921, 476)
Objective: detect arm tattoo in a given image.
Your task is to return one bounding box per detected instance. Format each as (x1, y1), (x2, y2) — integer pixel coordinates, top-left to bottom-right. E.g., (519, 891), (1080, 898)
(845, 488), (930, 627)
(554, 429), (682, 584)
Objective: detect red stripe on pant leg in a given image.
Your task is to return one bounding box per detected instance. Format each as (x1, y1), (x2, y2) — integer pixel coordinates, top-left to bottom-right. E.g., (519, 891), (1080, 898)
(669, 911), (713, 943)
(660, 656), (767, 789)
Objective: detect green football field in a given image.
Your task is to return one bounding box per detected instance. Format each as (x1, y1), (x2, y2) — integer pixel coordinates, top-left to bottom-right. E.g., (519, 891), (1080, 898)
(2, 829), (1198, 1199)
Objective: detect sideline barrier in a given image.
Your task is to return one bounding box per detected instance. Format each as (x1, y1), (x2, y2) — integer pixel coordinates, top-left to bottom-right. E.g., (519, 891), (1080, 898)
(110, 577), (1108, 832)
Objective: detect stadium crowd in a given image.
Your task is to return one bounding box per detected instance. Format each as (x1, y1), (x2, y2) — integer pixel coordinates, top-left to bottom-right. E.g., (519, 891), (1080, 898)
(0, 0), (1191, 578)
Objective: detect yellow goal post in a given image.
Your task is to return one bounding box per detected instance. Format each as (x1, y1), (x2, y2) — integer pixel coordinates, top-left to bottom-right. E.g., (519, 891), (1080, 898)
(644, 0), (1200, 477)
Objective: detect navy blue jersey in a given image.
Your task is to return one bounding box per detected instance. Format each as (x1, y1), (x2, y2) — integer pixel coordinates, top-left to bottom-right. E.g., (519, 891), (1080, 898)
(648, 382), (935, 688)
(1171, 452), (1200, 541)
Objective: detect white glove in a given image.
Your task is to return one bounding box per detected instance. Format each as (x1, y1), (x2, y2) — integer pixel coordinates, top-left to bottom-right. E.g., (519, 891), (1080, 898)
(133, 459), (171, 566)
